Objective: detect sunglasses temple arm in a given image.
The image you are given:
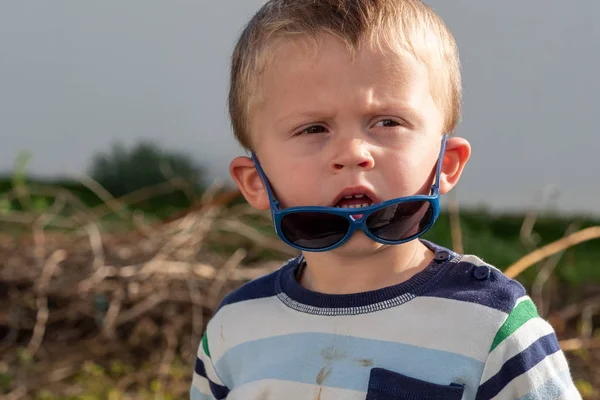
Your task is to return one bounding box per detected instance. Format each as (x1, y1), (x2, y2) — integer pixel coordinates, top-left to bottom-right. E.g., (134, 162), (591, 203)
(250, 152), (280, 209)
(431, 134), (448, 196)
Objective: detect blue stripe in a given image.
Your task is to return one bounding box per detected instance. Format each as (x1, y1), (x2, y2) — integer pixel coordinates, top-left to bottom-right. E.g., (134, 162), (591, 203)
(516, 370), (574, 400)
(209, 382), (229, 400)
(215, 332), (483, 398)
(195, 357), (208, 378)
(190, 386), (212, 400)
(194, 358), (230, 399)
(476, 333), (561, 400)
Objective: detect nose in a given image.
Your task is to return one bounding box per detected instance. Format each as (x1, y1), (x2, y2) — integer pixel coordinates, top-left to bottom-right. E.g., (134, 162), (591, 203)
(330, 137), (375, 172)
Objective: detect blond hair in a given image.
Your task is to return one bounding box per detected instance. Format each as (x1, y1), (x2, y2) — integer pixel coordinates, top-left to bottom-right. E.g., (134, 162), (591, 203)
(229, 0), (461, 150)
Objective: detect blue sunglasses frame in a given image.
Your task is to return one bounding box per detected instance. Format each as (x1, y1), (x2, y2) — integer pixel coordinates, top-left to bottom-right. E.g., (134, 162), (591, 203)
(251, 134), (448, 252)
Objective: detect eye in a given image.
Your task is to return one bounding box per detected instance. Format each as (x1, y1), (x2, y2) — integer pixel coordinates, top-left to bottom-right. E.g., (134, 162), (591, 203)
(299, 125), (328, 135)
(374, 119), (402, 128)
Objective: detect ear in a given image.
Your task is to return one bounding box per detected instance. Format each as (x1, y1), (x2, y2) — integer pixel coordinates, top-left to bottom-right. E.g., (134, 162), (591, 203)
(229, 156), (270, 210)
(439, 136), (471, 195)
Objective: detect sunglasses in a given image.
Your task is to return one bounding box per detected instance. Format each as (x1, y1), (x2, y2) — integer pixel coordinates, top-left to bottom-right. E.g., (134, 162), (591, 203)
(251, 134), (447, 252)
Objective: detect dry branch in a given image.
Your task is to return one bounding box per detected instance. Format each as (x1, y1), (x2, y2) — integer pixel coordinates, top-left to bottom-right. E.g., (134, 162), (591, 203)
(504, 226), (600, 279)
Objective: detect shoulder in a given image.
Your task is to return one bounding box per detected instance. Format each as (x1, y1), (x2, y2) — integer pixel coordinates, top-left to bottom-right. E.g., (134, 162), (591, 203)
(425, 250), (527, 315)
(213, 255), (301, 313)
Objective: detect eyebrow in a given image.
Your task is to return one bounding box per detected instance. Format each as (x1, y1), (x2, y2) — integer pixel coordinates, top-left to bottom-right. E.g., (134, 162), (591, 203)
(273, 101), (427, 131)
(274, 110), (333, 130)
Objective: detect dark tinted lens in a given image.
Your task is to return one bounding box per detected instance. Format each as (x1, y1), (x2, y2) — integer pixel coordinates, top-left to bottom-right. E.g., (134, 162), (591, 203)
(280, 212), (350, 249)
(366, 200), (433, 241)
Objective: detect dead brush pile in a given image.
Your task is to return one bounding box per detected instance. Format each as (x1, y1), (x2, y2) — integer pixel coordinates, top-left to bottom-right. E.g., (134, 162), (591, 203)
(0, 182), (297, 399)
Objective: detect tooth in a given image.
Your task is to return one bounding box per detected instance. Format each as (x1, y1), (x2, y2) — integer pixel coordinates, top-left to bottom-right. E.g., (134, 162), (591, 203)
(344, 195), (353, 199)
(361, 203), (369, 207)
(354, 194), (364, 198)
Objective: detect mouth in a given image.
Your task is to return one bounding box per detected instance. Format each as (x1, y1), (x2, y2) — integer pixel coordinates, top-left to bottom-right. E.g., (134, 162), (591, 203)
(332, 188), (379, 209)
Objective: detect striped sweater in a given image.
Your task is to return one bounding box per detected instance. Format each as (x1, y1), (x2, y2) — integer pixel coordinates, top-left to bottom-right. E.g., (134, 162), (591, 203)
(190, 241), (581, 399)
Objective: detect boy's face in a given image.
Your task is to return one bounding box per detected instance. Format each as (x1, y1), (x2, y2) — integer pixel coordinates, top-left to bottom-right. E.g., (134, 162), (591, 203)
(232, 34), (468, 254)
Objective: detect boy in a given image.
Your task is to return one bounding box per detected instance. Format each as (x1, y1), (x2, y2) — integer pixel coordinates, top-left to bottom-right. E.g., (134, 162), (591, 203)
(191, 0), (581, 398)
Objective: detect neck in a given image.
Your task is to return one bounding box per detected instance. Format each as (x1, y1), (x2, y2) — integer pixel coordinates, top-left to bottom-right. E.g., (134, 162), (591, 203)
(299, 239), (434, 295)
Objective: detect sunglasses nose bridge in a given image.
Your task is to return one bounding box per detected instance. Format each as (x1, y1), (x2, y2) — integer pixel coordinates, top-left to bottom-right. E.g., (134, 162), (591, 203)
(347, 213), (369, 236)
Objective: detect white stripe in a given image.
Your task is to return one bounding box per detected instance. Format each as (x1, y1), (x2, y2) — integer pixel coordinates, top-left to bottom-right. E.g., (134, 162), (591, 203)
(191, 372), (213, 396)
(208, 295), (507, 363)
(481, 317), (556, 383)
(196, 345), (225, 386)
(226, 378), (365, 400)
(491, 351), (572, 400)
(561, 384), (584, 400)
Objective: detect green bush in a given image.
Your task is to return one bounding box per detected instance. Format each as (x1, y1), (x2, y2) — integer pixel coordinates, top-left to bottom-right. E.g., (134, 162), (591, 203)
(87, 141), (205, 210)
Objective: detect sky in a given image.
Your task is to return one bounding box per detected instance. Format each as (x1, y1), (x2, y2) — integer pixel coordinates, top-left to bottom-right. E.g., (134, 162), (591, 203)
(0, 0), (598, 216)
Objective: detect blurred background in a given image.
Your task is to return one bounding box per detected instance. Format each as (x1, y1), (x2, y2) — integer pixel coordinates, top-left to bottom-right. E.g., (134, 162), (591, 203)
(1, 0), (599, 399)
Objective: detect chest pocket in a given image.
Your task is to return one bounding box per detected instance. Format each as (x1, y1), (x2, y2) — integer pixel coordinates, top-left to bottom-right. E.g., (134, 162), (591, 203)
(365, 368), (465, 400)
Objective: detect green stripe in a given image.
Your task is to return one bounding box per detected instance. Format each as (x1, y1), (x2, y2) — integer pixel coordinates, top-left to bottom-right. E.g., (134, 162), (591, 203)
(202, 332), (211, 358)
(490, 298), (539, 352)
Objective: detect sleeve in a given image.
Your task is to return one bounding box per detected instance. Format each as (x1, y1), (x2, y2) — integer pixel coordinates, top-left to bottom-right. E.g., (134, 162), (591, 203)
(190, 331), (230, 400)
(475, 296), (581, 400)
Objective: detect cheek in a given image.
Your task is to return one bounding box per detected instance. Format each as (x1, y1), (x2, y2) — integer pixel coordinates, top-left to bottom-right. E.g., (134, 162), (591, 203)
(382, 152), (433, 195)
(264, 159), (322, 207)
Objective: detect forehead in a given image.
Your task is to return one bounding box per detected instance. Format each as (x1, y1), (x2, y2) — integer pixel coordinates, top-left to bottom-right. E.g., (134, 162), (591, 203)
(248, 34), (442, 137)
(262, 35), (424, 91)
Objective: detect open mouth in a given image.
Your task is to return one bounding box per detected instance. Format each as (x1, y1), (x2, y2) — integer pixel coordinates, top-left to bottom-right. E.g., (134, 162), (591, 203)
(334, 193), (374, 209)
